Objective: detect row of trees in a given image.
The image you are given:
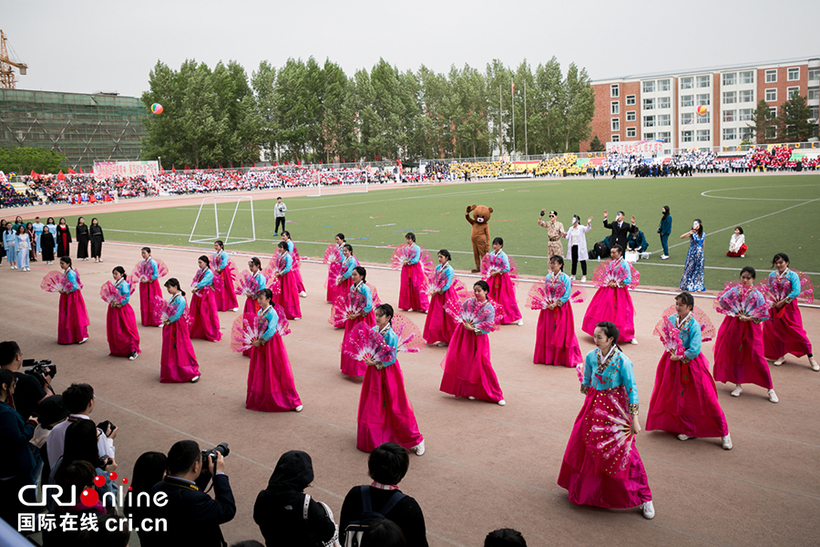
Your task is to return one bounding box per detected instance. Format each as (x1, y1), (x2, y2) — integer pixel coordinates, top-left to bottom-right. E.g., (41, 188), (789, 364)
(749, 94), (818, 144)
(140, 57), (596, 168)
(0, 147), (66, 175)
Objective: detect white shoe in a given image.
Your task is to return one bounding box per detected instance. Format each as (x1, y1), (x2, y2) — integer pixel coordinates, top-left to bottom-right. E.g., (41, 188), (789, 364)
(661, 255), (669, 260)
(773, 356), (786, 366)
(721, 434), (733, 450)
(642, 500), (655, 520)
(292, 317), (301, 321)
(299, 291), (307, 298)
(810, 358), (819, 371)
(231, 307), (239, 312)
(516, 319), (524, 326)
(498, 399), (506, 406)
(191, 375), (201, 383)
(580, 276), (586, 283)
(630, 339), (638, 345)
(468, 396), (476, 400)
(767, 389), (779, 403)
(730, 385), (743, 397)
(740, 254), (745, 258)
(413, 440), (425, 456)
(129, 352), (139, 361)
(78, 337), (88, 345)
(294, 405), (303, 412)
(677, 434), (691, 441)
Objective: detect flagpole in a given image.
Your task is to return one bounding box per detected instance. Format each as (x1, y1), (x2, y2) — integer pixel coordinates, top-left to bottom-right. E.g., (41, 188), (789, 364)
(524, 81), (528, 157)
(499, 85), (503, 156)
(512, 79), (516, 159)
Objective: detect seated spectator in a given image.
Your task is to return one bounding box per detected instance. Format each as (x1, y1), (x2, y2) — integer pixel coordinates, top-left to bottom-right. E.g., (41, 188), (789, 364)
(727, 226), (747, 257)
(253, 450), (337, 547)
(0, 368), (38, 527)
(126, 451), (168, 545)
(50, 419), (118, 509)
(627, 230), (649, 253)
(363, 518), (406, 546)
(485, 528), (527, 547)
(42, 460), (106, 547)
(31, 394), (70, 484)
(340, 442), (428, 547)
(47, 383), (116, 469)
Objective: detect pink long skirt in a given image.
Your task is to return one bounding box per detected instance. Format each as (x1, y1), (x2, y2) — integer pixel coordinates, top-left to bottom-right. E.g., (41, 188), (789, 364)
(439, 327), (503, 403)
(646, 353), (729, 438)
(160, 319), (200, 383)
(276, 272), (302, 320)
(398, 263), (429, 312)
(292, 258), (307, 295)
(581, 286), (635, 342)
(340, 312), (377, 377)
(326, 266), (339, 302)
(762, 301), (812, 360)
(423, 290), (459, 345)
(246, 334), (302, 412)
(533, 303), (583, 367)
(357, 360), (424, 452)
(242, 296), (258, 358)
(106, 304), (140, 357)
(190, 289), (222, 341)
(327, 277), (353, 307)
(215, 263), (239, 312)
(487, 273), (521, 324)
(557, 386), (652, 509)
(713, 316), (773, 389)
(139, 280), (162, 327)
(57, 291), (90, 345)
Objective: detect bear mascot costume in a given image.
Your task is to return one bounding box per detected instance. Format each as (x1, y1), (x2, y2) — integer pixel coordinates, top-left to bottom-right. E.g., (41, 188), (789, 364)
(465, 204), (493, 272)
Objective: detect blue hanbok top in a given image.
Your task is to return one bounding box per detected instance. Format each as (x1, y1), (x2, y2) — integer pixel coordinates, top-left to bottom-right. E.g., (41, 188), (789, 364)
(195, 268), (214, 289)
(285, 240), (295, 254)
(581, 347), (639, 406)
(372, 325), (398, 366)
(353, 282), (373, 314)
(492, 250), (511, 273)
(342, 256), (358, 279)
(407, 244), (421, 265)
(251, 271), (267, 292)
(768, 269), (801, 301)
(437, 263), (454, 292)
(545, 271), (572, 304)
(114, 278), (131, 305)
(669, 313), (702, 360)
(64, 269), (81, 292)
(258, 305), (279, 342)
(167, 294), (187, 323)
(609, 257), (632, 286)
(280, 253), (293, 275)
(143, 258), (159, 281)
(213, 250), (229, 271)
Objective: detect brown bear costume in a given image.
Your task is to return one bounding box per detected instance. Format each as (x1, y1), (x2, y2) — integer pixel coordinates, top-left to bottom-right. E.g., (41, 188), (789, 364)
(465, 204), (493, 272)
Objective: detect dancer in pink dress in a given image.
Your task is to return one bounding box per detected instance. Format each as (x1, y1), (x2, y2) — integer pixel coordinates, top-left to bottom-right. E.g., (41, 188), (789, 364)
(212, 240), (239, 312)
(581, 245), (639, 344)
(57, 257), (90, 345)
(281, 231), (307, 297)
(531, 256), (583, 367)
(422, 250), (465, 347)
(246, 289), (302, 412)
(761, 253), (818, 371)
(646, 292), (732, 450)
(482, 237), (523, 325)
(356, 303), (425, 455)
(439, 280), (505, 405)
(557, 321), (654, 519)
(135, 247), (164, 327)
(237, 258), (267, 357)
(190, 255), (222, 342)
(159, 278), (201, 383)
(396, 232), (430, 313)
(339, 267), (376, 377)
(104, 266), (140, 360)
(325, 233), (345, 302)
(712, 267), (777, 402)
(272, 242), (302, 320)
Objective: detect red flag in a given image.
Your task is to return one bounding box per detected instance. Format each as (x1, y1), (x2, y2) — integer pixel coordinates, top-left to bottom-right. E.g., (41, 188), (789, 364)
(172, 165), (176, 173)
(29, 170), (37, 178)
(219, 164), (223, 169)
(285, 160), (289, 165)
(159, 165), (164, 172)
(341, 158), (345, 163)
(67, 168), (77, 174)
(57, 171), (66, 181)
(298, 160), (302, 166)
(184, 165), (190, 170)
(375, 156), (379, 161)
(78, 167), (84, 173)
(273, 162), (278, 167)
(511, 80), (515, 95)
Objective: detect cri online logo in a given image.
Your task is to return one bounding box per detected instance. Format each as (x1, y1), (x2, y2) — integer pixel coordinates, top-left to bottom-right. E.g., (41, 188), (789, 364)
(19, 472), (132, 507)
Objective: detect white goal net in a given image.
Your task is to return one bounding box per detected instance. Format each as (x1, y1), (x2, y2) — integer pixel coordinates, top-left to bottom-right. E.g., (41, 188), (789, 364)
(189, 195), (256, 245)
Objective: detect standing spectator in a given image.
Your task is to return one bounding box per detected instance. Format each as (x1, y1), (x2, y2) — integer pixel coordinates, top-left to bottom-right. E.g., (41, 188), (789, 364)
(537, 210), (566, 258)
(41, 225), (56, 265)
(32, 216), (44, 258)
(56, 218), (72, 257)
(3, 221), (17, 269)
(16, 225), (30, 271)
(90, 218), (105, 262)
(274, 196), (287, 236)
(679, 219), (706, 292)
(46, 217), (58, 256)
(25, 222), (36, 262)
(564, 215), (591, 282)
(0, 219), (6, 267)
(726, 226), (747, 257)
(658, 206), (672, 259)
(76, 217), (90, 261)
(0, 368), (38, 526)
(602, 210), (638, 251)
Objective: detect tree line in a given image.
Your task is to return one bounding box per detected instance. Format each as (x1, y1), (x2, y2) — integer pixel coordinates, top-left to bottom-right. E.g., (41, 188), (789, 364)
(140, 57), (596, 168)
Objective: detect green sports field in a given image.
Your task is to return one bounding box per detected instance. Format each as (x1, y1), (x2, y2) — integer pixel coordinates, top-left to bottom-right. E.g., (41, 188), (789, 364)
(53, 174), (820, 290)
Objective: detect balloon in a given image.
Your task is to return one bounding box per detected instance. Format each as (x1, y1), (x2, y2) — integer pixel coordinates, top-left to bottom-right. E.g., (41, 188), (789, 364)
(697, 105), (707, 116)
(151, 103), (164, 115)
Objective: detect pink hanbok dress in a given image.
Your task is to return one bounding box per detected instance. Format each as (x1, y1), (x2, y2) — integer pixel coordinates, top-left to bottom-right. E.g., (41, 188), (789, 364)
(533, 272), (583, 367)
(106, 279), (140, 357)
(160, 294), (200, 383)
(189, 268), (222, 341)
(213, 250), (239, 312)
(246, 305), (302, 412)
(581, 259), (637, 343)
(57, 269), (90, 344)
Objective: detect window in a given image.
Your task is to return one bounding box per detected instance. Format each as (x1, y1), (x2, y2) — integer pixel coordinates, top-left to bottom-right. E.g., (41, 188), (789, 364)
(611, 118), (620, 131)
(626, 111), (636, 122)
(740, 89), (754, 102)
(681, 77), (693, 89)
(722, 73), (736, 86)
(643, 132), (655, 140)
(657, 97), (671, 109)
(681, 95), (694, 107)
(697, 75), (710, 88)
(697, 94), (710, 106)
(769, 107), (777, 117)
(658, 114), (671, 126)
(658, 131), (671, 143)
(658, 79), (671, 91)
(643, 98), (654, 110)
(810, 106), (819, 119)
(740, 71), (754, 84)
(697, 129), (710, 142)
(643, 81), (655, 93)
(739, 108), (753, 121)
(723, 128), (737, 141)
(611, 84), (620, 97)
(682, 130), (693, 143)
(611, 134), (620, 142)
(787, 86), (800, 99)
(765, 88), (777, 102)
(723, 110), (735, 122)
(626, 95), (636, 105)
(810, 68), (820, 81)
(809, 88), (820, 101)
(698, 113), (710, 124)
(740, 127), (754, 140)
(765, 69), (777, 83)
(611, 101), (620, 114)
(765, 126), (776, 140)
(681, 112), (694, 125)
(626, 127), (636, 138)
(787, 67), (800, 81)
(643, 115), (655, 127)
(723, 91), (737, 104)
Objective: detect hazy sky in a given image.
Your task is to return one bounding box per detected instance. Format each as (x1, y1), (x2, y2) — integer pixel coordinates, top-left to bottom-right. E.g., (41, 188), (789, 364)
(4, 0), (818, 98)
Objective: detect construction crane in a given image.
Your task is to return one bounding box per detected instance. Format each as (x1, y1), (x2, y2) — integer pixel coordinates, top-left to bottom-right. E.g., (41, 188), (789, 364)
(1, 29), (28, 89)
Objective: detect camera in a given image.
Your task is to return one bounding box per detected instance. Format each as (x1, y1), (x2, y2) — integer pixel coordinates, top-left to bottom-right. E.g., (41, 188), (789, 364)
(24, 359), (57, 384)
(97, 420), (116, 437)
(540, 209), (545, 217)
(196, 443), (230, 490)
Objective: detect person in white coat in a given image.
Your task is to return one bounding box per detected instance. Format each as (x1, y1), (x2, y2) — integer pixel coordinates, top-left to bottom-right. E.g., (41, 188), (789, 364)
(564, 215), (592, 282)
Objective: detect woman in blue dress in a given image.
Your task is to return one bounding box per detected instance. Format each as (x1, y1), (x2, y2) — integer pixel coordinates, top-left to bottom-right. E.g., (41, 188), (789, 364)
(679, 219), (705, 292)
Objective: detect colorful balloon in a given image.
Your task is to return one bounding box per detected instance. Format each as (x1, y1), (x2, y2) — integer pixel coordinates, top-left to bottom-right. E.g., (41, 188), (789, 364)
(151, 103), (164, 115)
(697, 105), (707, 116)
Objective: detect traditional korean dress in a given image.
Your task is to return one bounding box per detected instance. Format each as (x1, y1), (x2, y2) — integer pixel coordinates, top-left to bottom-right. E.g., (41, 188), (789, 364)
(275, 252), (302, 320)
(213, 249), (239, 312)
(422, 263), (461, 345)
(484, 250), (522, 324)
(357, 324), (424, 452)
(106, 278), (140, 357)
(246, 305), (302, 412)
(680, 233), (706, 292)
(138, 258), (163, 327)
(533, 272), (583, 367)
(581, 258), (637, 343)
(284, 239), (307, 295)
(333, 255), (358, 304)
(340, 282), (375, 377)
(326, 243), (344, 302)
(398, 243), (429, 312)
(558, 347), (652, 509)
(160, 293), (200, 383)
(190, 267), (222, 341)
(762, 269), (813, 360)
(58, 268), (90, 345)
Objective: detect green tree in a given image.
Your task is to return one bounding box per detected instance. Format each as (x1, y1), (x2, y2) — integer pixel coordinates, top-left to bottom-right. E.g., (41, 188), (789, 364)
(0, 147), (66, 174)
(748, 99), (777, 144)
(560, 63), (595, 153)
(251, 61), (279, 163)
(588, 135), (605, 152)
(777, 93), (818, 142)
(528, 57), (564, 154)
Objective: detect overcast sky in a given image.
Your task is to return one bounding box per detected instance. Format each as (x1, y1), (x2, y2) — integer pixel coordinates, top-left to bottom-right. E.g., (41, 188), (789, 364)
(4, 0), (818, 99)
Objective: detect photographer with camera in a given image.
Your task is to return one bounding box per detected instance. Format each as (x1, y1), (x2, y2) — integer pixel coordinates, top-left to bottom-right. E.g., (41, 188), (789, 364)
(145, 440), (236, 547)
(0, 341), (55, 424)
(47, 383), (116, 470)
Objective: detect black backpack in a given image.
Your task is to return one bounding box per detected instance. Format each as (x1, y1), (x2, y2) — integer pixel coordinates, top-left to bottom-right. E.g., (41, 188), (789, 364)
(591, 241), (609, 260)
(343, 486), (406, 547)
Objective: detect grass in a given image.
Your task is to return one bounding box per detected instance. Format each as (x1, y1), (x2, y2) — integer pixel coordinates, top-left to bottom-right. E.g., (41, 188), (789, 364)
(27, 173), (820, 290)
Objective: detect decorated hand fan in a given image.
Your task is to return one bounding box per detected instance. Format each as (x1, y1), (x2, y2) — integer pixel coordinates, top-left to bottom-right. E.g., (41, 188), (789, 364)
(759, 270), (814, 305)
(129, 259), (168, 285)
(236, 270), (264, 298)
(230, 313), (265, 353)
(654, 304), (715, 344)
(390, 313), (424, 354)
(263, 254), (288, 279)
(586, 391), (636, 475)
(99, 281), (130, 306)
(343, 323), (393, 363)
(41, 271), (69, 293)
(273, 303), (291, 337)
(480, 253), (517, 280)
(591, 259), (640, 289)
(714, 282), (770, 321)
(445, 297), (501, 333)
(323, 244), (341, 264)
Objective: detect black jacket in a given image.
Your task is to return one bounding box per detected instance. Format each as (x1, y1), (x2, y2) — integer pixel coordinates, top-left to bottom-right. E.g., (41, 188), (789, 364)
(603, 218), (639, 251)
(340, 485), (428, 547)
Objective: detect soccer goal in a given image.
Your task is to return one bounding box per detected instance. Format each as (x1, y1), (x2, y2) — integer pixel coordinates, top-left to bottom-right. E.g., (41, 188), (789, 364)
(307, 168), (369, 197)
(189, 195), (256, 245)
